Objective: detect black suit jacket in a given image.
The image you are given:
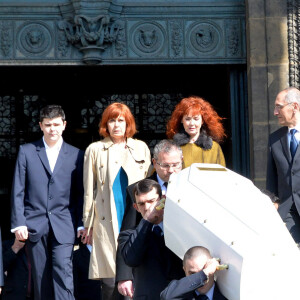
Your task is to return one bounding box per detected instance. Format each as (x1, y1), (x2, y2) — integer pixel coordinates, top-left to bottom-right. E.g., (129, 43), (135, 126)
(121, 172), (158, 231)
(160, 271), (227, 300)
(116, 172), (158, 283)
(266, 126), (300, 219)
(73, 244), (101, 300)
(118, 218), (185, 300)
(2, 239), (32, 300)
(10, 139), (84, 244)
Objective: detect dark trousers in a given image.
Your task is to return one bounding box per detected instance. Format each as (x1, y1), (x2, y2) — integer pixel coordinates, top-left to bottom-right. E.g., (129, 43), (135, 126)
(285, 203), (300, 244)
(102, 278), (129, 300)
(27, 226), (75, 300)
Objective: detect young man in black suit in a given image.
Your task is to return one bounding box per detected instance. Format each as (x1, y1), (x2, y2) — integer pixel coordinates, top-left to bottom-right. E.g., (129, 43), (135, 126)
(10, 105), (84, 300)
(118, 179), (185, 300)
(161, 246), (227, 300)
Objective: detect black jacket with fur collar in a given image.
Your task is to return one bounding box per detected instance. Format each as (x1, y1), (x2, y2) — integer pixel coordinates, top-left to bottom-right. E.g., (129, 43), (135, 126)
(173, 130), (213, 150)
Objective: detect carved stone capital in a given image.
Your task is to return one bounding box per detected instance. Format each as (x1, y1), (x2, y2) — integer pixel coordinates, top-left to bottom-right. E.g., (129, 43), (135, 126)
(58, 15), (125, 64)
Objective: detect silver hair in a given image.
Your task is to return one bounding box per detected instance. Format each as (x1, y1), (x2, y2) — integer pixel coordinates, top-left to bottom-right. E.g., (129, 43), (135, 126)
(153, 139), (183, 160)
(284, 87), (300, 105)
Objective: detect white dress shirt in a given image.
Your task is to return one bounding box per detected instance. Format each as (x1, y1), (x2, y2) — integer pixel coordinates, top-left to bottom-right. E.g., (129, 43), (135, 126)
(152, 222), (164, 235)
(156, 174), (168, 195)
(195, 282), (215, 300)
(43, 137), (63, 172)
(288, 124), (300, 143)
(11, 137), (63, 233)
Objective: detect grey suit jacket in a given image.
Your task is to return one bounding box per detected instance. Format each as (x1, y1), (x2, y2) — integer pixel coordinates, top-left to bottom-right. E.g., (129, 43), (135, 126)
(160, 270), (227, 300)
(266, 126), (300, 219)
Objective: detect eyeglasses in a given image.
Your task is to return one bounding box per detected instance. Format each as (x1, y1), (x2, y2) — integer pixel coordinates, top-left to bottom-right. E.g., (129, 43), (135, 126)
(274, 103), (291, 110)
(156, 162), (182, 170)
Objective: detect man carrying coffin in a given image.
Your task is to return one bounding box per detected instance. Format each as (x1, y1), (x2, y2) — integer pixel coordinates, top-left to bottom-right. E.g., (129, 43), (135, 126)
(118, 179), (184, 300)
(161, 246), (227, 300)
(116, 140), (183, 298)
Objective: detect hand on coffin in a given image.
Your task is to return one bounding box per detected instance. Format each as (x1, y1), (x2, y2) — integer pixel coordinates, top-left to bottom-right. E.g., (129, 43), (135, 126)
(143, 200), (164, 224)
(156, 196), (166, 210)
(203, 258), (220, 278)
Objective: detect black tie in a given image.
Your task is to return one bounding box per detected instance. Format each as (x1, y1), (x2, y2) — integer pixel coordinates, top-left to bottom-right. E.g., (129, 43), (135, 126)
(290, 129), (298, 159)
(163, 182), (168, 189)
(196, 294), (209, 300)
(153, 225), (163, 237)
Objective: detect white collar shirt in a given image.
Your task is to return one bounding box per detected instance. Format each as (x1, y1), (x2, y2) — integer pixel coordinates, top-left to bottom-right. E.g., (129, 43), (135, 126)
(195, 282), (215, 300)
(156, 174), (167, 196)
(43, 137), (63, 172)
(288, 124), (300, 143)
(152, 221), (164, 234)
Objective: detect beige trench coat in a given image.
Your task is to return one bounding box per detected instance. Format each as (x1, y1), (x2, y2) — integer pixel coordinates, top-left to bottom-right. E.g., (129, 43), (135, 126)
(83, 137), (151, 279)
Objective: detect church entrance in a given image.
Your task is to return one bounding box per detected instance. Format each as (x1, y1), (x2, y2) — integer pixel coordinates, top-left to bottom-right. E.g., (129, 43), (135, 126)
(0, 64), (248, 238)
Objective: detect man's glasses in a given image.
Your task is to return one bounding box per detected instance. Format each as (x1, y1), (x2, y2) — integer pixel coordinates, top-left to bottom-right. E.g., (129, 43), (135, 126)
(156, 162), (182, 170)
(274, 103), (291, 110)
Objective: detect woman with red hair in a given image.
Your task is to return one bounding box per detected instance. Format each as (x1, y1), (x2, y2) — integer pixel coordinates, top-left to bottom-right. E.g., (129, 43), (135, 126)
(166, 96), (226, 168)
(81, 102), (151, 298)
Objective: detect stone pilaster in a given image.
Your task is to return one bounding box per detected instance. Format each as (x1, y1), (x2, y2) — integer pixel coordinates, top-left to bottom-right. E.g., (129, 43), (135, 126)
(246, 0), (289, 188)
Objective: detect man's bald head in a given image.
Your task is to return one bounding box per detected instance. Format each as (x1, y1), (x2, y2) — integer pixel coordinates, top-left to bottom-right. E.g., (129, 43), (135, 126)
(183, 246), (212, 267)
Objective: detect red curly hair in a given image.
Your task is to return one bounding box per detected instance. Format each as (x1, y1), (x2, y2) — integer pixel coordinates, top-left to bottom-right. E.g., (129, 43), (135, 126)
(99, 102), (137, 138)
(166, 96), (226, 143)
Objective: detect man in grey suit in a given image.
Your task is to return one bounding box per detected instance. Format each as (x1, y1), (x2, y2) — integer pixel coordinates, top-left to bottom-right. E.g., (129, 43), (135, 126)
(160, 246), (227, 300)
(11, 105), (84, 300)
(267, 87), (300, 243)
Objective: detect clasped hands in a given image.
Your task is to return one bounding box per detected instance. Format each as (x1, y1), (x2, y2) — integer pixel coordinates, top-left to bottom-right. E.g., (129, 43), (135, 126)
(78, 227), (93, 245)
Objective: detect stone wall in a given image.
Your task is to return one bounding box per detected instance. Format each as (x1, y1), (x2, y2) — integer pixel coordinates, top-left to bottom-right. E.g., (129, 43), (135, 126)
(0, 1), (246, 65)
(246, 0), (289, 187)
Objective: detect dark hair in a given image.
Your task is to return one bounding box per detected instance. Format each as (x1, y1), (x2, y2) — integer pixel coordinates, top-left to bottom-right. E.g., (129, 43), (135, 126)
(133, 179), (162, 202)
(40, 105), (66, 122)
(183, 246), (211, 266)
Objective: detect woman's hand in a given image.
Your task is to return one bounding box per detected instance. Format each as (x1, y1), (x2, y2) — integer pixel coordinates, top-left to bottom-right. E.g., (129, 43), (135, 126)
(79, 228), (93, 245)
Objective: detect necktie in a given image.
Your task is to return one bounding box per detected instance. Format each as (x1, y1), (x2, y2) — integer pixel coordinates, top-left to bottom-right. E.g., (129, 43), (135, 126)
(163, 182), (168, 189)
(290, 129), (298, 159)
(196, 294), (209, 300)
(153, 225), (163, 237)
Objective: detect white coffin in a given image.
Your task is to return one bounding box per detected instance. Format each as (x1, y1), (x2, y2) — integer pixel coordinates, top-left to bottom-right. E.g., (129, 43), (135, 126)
(164, 163), (300, 300)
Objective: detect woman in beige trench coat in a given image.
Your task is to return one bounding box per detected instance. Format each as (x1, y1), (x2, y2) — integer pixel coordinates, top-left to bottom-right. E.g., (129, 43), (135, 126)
(81, 102), (151, 299)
